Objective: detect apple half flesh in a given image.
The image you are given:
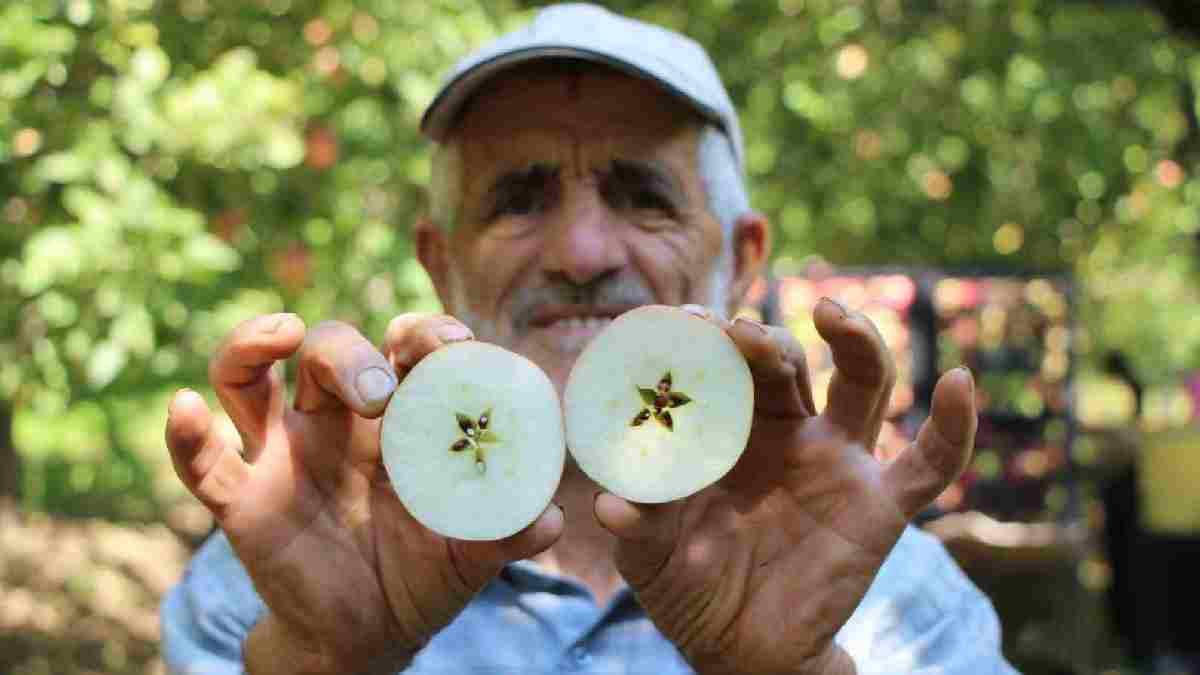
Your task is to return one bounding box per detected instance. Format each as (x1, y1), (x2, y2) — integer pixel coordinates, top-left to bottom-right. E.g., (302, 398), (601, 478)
(380, 341), (564, 541)
(564, 305), (754, 503)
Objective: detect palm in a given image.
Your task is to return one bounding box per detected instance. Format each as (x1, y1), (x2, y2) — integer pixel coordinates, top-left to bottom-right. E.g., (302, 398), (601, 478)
(630, 419), (907, 673)
(165, 314), (561, 672)
(600, 304), (976, 675)
(218, 412), (477, 662)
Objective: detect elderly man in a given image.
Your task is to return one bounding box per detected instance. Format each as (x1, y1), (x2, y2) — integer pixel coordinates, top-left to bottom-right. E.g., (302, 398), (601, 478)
(161, 4), (1016, 674)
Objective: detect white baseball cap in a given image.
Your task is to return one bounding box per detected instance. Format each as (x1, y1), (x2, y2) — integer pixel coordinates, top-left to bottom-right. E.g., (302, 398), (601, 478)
(419, 2), (745, 172)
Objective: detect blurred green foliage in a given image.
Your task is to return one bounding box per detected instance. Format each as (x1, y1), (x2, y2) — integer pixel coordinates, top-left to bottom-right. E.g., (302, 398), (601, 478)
(2, 0), (1199, 519)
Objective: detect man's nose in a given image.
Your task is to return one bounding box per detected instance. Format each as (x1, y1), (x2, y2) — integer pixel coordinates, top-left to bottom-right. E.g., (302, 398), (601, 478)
(540, 183), (628, 286)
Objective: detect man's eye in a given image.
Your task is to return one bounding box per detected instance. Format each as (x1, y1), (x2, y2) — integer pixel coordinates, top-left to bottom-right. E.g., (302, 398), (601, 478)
(497, 191), (541, 217)
(630, 189), (671, 212)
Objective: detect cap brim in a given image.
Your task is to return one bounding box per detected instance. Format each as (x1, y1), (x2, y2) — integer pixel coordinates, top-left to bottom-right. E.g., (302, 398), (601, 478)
(419, 46), (726, 141)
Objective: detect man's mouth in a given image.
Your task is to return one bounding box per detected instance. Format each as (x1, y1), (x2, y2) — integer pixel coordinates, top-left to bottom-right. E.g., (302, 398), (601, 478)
(529, 304), (639, 347)
(546, 316), (614, 333)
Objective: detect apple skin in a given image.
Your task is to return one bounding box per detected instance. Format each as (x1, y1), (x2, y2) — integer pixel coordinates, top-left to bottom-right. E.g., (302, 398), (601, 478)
(564, 305), (755, 503)
(380, 341), (565, 541)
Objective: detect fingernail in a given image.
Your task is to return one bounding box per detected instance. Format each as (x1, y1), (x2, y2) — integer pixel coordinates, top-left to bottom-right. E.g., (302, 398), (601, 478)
(168, 389), (193, 418)
(436, 323), (473, 343)
(733, 316), (768, 334)
(956, 366), (975, 393)
(264, 313), (294, 333)
(821, 296), (848, 318)
(680, 304), (710, 318)
(356, 367), (396, 407)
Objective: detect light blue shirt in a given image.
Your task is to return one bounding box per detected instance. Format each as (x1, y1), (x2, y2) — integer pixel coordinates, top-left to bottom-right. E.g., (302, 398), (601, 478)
(161, 525), (1019, 674)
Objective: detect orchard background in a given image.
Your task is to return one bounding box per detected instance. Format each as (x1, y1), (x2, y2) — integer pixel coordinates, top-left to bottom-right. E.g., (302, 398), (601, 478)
(2, 1), (1199, 673)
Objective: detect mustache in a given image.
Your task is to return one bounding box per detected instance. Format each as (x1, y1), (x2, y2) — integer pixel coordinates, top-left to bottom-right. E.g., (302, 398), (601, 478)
(510, 272), (656, 334)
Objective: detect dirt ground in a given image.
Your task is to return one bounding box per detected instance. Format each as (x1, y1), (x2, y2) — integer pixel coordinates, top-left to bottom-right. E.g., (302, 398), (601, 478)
(0, 505), (198, 675)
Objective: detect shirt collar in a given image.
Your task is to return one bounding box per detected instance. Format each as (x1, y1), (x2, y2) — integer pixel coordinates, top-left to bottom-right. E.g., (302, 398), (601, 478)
(500, 559), (642, 615)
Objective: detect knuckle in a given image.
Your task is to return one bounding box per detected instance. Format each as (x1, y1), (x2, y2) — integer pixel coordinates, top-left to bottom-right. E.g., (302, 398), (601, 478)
(755, 326), (791, 372)
(227, 333), (262, 360)
(385, 312), (434, 342)
(423, 313), (465, 338)
(386, 312), (419, 333)
(776, 329), (807, 369)
(434, 313), (469, 331)
(301, 345), (341, 383)
(301, 321), (362, 357)
(300, 325), (385, 377)
(308, 319), (353, 339)
(769, 324), (798, 351)
(207, 342), (245, 384)
(419, 313), (456, 335)
(211, 322), (251, 362)
(412, 314), (458, 345)
(233, 313), (270, 334)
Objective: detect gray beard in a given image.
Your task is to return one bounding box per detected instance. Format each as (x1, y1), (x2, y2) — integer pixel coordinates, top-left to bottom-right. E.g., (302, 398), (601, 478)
(446, 256), (732, 353)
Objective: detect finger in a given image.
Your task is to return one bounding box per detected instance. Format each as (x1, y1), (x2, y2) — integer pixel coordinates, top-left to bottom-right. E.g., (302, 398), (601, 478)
(881, 368), (977, 519)
(724, 314), (817, 418)
(594, 492), (682, 590)
(293, 321), (398, 417)
(382, 313), (474, 379)
(451, 503), (565, 588)
(813, 297), (896, 446)
(165, 388), (251, 521)
(209, 313), (305, 456)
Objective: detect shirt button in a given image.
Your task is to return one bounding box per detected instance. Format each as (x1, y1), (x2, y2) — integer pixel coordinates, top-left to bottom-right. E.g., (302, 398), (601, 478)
(570, 645), (592, 665)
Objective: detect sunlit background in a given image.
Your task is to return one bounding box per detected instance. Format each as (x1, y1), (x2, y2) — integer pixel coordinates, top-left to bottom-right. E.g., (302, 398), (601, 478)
(3, 0), (1200, 673)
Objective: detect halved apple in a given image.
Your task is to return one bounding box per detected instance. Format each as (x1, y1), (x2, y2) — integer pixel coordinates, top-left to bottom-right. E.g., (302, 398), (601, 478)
(564, 305), (754, 503)
(380, 341), (564, 541)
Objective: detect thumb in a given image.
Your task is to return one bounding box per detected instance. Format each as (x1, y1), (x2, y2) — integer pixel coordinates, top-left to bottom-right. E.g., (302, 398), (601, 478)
(594, 492), (682, 590)
(453, 503), (565, 589)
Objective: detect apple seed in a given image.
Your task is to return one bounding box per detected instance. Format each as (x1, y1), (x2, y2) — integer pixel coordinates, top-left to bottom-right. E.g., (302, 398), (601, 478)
(630, 371), (693, 432)
(450, 409), (501, 472)
(631, 409), (652, 427)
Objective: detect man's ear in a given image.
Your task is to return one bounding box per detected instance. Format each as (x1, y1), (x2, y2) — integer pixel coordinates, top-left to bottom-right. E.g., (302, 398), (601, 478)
(413, 217), (453, 309)
(727, 211), (771, 315)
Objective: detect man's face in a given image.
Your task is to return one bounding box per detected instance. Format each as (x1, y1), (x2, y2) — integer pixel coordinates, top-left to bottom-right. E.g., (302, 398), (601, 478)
(423, 66), (732, 390)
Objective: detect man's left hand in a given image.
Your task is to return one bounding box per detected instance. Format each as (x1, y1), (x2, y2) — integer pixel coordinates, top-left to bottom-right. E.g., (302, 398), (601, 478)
(593, 299), (977, 675)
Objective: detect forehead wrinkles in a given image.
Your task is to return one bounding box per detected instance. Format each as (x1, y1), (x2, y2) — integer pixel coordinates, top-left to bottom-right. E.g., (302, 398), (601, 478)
(454, 70), (706, 197)
(462, 124), (701, 197)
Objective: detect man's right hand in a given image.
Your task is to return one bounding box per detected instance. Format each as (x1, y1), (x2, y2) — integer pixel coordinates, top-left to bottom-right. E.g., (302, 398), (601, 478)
(164, 313), (564, 675)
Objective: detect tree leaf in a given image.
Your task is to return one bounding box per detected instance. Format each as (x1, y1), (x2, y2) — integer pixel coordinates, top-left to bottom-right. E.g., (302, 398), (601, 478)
(183, 233), (240, 273)
(456, 412), (476, 434)
(638, 387), (658, 405)
(654, 410), (674, 432)
(477, 430), (499, 444)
